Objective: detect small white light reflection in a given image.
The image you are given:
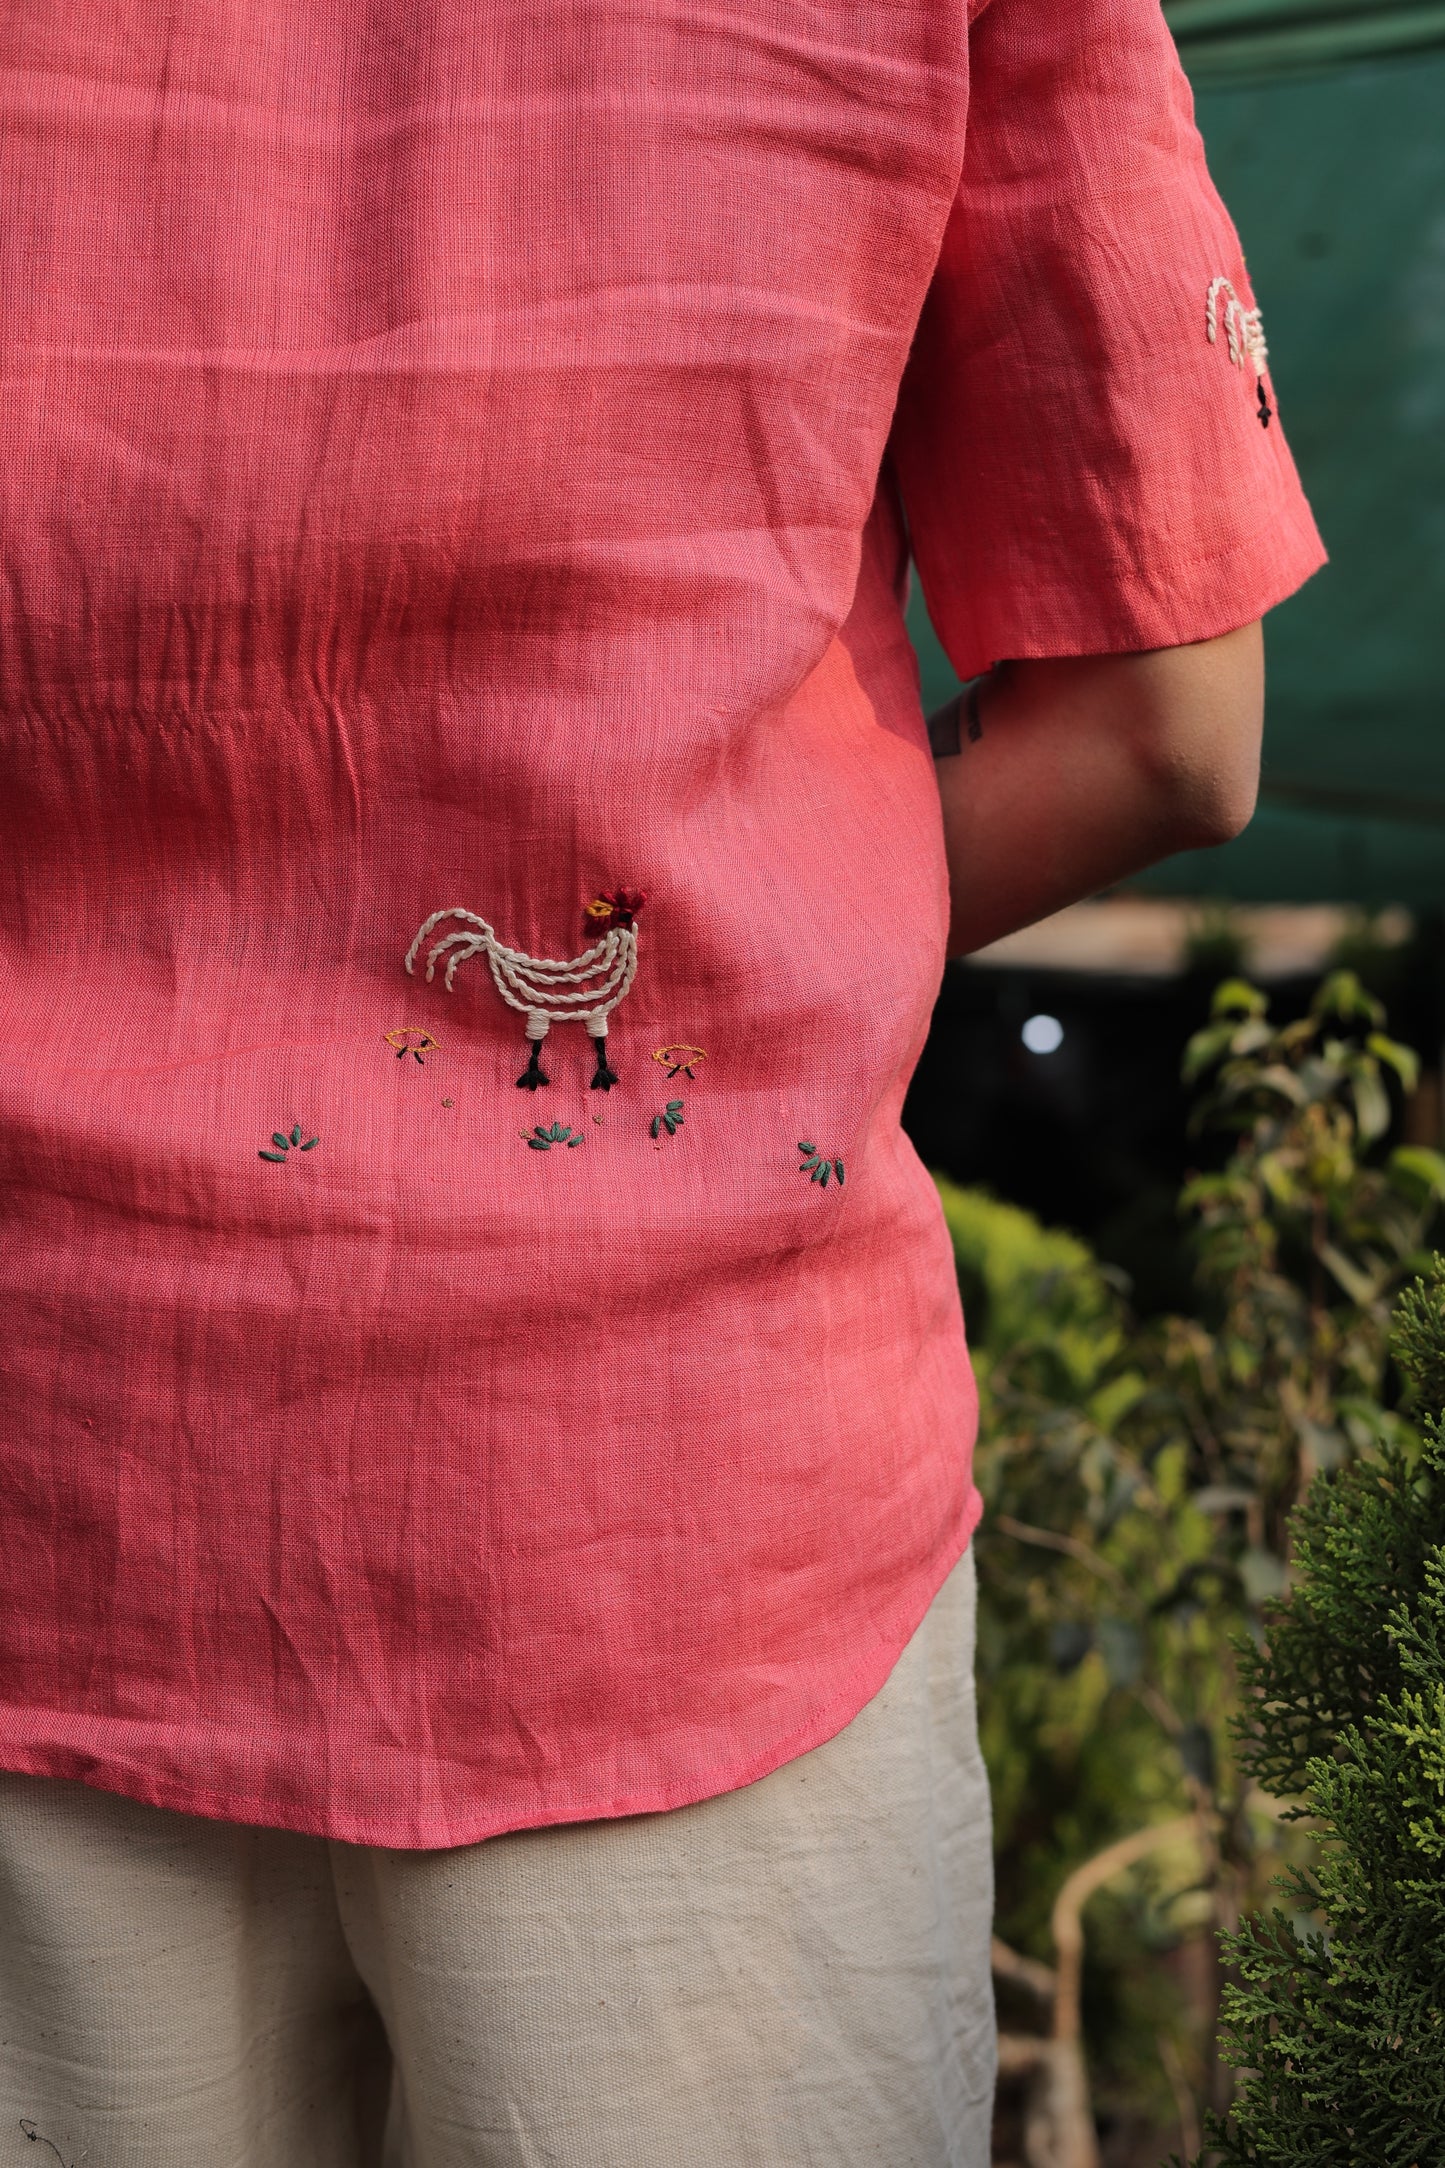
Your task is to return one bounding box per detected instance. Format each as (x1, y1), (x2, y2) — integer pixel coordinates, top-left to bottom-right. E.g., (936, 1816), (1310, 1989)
(1021, 1013), (1064, 1055)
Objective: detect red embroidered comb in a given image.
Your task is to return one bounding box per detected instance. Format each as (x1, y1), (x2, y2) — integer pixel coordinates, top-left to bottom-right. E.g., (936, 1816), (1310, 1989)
(584, 889), (647, 930)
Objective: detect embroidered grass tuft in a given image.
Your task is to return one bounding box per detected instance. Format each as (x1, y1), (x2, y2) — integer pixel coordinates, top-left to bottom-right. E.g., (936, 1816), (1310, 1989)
(798, 1143), (844, 1188)
(259, 1126), (319, 1163)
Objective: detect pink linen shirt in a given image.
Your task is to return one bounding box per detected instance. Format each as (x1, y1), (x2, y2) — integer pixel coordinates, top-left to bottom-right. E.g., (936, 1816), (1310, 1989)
(0, 0), (1323, 1845)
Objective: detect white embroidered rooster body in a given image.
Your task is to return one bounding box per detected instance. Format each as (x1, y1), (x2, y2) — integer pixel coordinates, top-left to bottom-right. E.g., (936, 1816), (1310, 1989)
(404, 891), (645, 1089)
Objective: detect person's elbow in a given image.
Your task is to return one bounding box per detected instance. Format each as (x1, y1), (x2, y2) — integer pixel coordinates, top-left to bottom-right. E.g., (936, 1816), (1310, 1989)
(1144, 725), (1262, 851)
(1122, 619), (1265, 854)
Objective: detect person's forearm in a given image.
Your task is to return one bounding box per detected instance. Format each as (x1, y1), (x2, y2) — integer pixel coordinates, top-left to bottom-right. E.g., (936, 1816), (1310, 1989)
(931, 623), (1264, 959)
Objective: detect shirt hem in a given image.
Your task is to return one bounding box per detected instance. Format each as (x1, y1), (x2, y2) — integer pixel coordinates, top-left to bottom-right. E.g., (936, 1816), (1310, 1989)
(0, 1491), (984, 1851)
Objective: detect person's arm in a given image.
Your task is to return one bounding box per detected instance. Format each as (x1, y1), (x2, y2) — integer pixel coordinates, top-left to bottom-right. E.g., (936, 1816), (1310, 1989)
(889, 0), (1324, 937)
(930, 619), (1264, 959)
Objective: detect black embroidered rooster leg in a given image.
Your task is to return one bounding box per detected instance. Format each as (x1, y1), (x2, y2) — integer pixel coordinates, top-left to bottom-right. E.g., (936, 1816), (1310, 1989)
(517, 1039), (550, 1090)
(589, 1034), (620, 1091)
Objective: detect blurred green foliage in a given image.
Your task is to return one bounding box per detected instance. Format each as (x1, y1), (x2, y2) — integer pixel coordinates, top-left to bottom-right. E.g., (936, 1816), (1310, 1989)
(939, 970), (1445, 2148)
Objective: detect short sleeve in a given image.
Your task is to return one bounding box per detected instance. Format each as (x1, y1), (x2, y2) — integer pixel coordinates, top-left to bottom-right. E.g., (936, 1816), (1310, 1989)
(890, 0), (1327, 681)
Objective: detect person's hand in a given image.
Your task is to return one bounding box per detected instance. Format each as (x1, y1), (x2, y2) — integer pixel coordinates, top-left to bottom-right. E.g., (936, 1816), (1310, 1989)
(931, 620), (1264, 958)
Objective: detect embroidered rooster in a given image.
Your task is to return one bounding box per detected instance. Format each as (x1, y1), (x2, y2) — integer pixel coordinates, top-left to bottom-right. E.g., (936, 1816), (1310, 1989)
(404, 891), (645, 1090)
(1207, 275), (1272, 424)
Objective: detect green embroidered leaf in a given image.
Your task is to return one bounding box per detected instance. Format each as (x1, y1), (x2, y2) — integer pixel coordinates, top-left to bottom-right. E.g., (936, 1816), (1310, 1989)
(818, 1162), (830, 1187)
(290, 1125), (303, 1146)
(299, 1136), (318, 1150)
(272, 1134), (290, 1151)
(798, 1142), (816, 1155)
(258, 1149), (287, 1162)
(667, 1100), (684, 1115)
(834, 1160), (845, 1184)
(566, 1134), (583, 1148)
(527, 1138), (551, 1151)
(651, 1115), (663, 1138)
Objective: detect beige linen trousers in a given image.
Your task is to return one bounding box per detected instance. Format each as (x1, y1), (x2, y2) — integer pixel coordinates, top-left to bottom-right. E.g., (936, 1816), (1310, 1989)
(0, 1548), (994, 2168)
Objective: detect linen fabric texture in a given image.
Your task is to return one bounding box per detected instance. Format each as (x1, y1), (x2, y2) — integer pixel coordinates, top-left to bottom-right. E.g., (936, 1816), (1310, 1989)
(0, 1550), (995, 2168)
(0, 0), (1324, 1844)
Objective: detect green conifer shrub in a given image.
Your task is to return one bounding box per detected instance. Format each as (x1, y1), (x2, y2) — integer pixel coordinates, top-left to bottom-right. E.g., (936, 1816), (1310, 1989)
(1204, 1260), (1445, 2165)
